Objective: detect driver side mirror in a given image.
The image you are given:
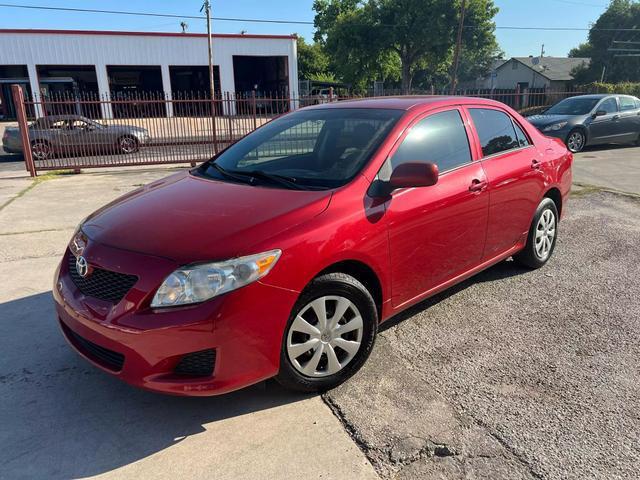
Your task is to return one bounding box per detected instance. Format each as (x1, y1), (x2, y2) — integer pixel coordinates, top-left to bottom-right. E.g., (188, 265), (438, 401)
(369, 162), (439, 198)
(389, 162), (439, 189)
(593, 110), (607, 118)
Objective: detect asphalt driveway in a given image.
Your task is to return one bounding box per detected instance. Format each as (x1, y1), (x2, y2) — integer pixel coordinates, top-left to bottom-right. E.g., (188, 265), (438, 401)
(1, 152), (639, 479)
(326, 191), (640, 479)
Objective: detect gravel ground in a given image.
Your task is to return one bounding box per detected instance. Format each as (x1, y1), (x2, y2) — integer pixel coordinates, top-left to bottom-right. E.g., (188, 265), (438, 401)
(325, 191), (640, 479)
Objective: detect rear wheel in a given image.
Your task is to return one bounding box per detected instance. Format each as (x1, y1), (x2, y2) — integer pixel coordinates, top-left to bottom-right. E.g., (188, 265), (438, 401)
(276, 273), (377, 392)
(31, 140), (52, 160)
(566, 129), (585, 153)
(514, 198), (559, 269)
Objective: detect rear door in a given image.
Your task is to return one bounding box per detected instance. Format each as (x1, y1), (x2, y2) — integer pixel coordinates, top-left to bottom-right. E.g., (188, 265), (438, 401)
(465, 106), (546, 260)
(616, 96), (640, 142)
(383, 107), (489, 307)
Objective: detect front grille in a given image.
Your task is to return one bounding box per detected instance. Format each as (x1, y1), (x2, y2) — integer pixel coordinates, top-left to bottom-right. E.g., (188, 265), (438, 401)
(174, 349), (216, 377)
(67, 252), (138, 303)
(61, 321), (125, 372)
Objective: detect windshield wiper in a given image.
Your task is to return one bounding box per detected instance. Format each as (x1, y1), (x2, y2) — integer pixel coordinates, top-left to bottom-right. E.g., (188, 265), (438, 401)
(209, 163), (253, 184)
(209, 163), (311, 190)
(243, 170), (310, 190)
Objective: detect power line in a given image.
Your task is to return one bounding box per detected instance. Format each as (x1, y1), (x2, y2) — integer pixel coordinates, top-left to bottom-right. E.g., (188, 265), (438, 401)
(0, 2), (638, 32)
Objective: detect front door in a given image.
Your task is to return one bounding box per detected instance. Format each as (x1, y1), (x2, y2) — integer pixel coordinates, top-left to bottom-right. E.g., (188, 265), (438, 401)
(589, 96), (620, 144)
(383, 108), (489, 308)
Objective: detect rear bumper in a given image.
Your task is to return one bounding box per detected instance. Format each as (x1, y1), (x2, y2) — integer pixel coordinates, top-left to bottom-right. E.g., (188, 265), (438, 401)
(54, 244), (299, 396)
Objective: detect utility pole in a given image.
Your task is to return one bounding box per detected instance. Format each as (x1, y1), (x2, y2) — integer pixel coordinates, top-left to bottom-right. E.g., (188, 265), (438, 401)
(201, 0), (218, 153)
(531, 44), (544, 89)
(449, 0), (466, 95)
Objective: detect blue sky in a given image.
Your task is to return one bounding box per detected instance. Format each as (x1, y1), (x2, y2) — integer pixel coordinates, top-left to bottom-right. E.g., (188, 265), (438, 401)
(0, 0), (610, 57)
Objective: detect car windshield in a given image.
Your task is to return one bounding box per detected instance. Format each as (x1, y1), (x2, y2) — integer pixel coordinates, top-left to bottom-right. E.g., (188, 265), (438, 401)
(197, 108), (403, 190)
(545, 97), (600, 115)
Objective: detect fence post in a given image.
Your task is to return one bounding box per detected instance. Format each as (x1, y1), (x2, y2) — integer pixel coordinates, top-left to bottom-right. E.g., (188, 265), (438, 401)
(251, 90), (257, 130)
(225, 92), (233, 144)
(329, 87), (334, 103)
(515, 84), (521, 110)
(11, 85), (36, 177)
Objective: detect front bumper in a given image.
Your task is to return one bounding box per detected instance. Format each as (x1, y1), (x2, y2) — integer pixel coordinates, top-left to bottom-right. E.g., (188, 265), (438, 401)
(2, 143), (22, 154)
(537, 126), (571, 143)
(54, 242), (299, 396)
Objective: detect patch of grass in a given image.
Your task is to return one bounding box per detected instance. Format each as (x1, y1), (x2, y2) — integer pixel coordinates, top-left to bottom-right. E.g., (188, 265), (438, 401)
(0, 170), (77, 212)
(573, 182), (640, 199)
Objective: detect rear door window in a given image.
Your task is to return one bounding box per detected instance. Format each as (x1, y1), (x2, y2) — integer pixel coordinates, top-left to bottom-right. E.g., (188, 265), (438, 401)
(469, 108), (520, 157)
(390, 109), (472, 173)
(619, 96), (636, 112)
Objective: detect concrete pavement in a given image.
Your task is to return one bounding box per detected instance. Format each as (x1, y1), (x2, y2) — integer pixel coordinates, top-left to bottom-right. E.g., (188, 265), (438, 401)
(0, 168), (379, 480)
(573, 144), (640, 195)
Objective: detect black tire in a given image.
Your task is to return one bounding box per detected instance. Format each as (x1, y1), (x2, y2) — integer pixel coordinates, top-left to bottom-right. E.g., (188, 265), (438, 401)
(275, 273), (378, 393)
(117, 135), (139, 154)
(30, 140), (52, 160)
(566, 128), (586, 153)
(513, 197), (559, 269)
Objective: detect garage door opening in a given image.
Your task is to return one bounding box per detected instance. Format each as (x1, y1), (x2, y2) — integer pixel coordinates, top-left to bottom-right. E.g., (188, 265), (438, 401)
(107, 65), (166, 118)
(233, 56), (289, 114)
(0, 65), (33, 119)
(37, 65), (100, 118)
(169, 65), (222, 116)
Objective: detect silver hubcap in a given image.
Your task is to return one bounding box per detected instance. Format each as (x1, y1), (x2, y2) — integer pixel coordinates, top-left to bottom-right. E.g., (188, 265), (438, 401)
(287, 295), (363, 378)
(567, 132), (584, 152)
(120, 137), (136, 153)
(32, 142), (50, 160)
(535, 209), (556, 260)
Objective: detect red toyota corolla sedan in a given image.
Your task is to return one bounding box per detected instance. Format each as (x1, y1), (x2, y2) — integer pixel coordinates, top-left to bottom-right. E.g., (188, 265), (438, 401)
(53, 97), (572, 396)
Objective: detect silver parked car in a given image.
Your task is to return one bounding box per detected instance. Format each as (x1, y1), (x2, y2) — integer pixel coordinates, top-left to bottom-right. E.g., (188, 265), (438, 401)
(2, 115), (150, 160)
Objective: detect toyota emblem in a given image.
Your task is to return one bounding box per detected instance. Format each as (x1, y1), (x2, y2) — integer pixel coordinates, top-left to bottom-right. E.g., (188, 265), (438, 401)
(75, 255), (89, 278)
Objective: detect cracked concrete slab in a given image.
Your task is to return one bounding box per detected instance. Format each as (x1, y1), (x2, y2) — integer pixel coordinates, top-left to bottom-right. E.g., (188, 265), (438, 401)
(325, 192), (640, 480)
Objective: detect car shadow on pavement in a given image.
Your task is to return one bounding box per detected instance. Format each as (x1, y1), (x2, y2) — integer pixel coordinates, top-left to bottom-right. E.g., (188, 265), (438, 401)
(380, 258), (531, 333)
(0, 291), (311, 479)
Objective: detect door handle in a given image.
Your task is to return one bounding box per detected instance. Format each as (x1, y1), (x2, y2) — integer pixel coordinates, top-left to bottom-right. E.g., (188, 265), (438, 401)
(612, 115), (620, 121)
(469, 179), (487, 192)
(531, 159), (542, 170)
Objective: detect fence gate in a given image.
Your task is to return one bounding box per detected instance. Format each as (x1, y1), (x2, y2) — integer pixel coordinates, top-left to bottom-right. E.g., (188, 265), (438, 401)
(10, 85), (286, 176)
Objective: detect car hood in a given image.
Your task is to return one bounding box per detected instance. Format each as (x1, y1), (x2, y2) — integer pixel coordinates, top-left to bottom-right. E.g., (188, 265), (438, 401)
(82, 171), (332, 264)
(527, 114), (578, 127)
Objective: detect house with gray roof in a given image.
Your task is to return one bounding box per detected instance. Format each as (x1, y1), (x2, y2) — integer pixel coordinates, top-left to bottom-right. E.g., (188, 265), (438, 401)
(461, 56), (590, 91)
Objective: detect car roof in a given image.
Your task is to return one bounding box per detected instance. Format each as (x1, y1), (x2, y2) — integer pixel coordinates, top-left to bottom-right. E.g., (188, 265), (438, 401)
(36, 114), (86, 122)
(305, 96), (510, 111)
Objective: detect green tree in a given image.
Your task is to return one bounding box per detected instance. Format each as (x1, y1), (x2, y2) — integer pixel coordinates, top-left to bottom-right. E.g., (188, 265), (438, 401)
(313, 0), (500, 93)
(297, 36), (334, 81)
(568, 0), (640, 83)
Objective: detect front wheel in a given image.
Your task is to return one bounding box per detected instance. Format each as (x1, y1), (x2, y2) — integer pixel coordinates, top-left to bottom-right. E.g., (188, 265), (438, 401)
(514, 198), (559, 269)
(275, 273), (378, 393)
(117, 136), (139, 154)
(566, 129), (585, 153)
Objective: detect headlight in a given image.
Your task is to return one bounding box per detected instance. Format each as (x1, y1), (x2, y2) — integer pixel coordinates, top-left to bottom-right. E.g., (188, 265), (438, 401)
(543, 121), (568, 132)
(151, 249), (282, 308)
